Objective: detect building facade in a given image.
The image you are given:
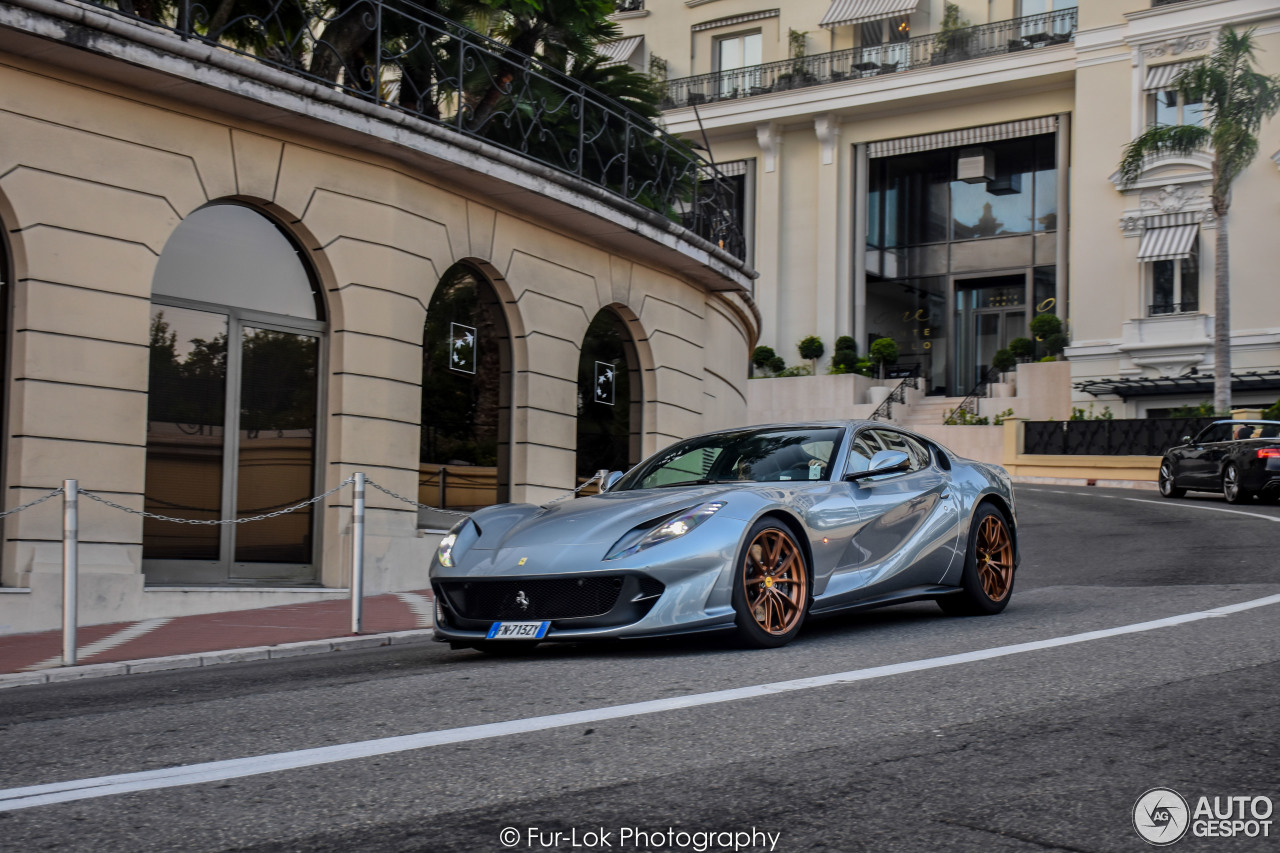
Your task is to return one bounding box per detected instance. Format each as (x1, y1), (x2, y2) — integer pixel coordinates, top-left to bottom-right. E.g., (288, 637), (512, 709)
(0, 0), (758, 631)
(615, 0), (1280, 412)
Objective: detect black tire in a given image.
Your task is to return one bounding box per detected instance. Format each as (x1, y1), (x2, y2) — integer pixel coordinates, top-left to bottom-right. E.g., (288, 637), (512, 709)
(938, 503), (1015, 616)
(1223, 463), (1251, 504)
(1158, 459), (1186, 499)
(731, 519), (811, 649)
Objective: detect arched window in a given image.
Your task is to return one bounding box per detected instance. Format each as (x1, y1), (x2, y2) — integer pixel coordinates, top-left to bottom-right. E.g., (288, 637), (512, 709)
(144, 204), (325, 584)
(576, 309), (641, 484)
(420, 264), (511, 510)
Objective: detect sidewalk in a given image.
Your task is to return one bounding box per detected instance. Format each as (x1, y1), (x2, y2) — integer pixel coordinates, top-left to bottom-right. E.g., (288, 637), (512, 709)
(0, 588), (436, 688)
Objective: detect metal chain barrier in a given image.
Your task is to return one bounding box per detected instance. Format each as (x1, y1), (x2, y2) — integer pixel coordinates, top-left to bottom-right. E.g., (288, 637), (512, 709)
(77, 477), (356, 525)
(364, 477), (472, 518)
(543, 469), (605, 506)
(0, 487), (65, 519)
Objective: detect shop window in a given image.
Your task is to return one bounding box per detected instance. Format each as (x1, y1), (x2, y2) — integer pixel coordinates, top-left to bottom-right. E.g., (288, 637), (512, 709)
(144, 204), (325, 585)
(420, 264), (511, 512)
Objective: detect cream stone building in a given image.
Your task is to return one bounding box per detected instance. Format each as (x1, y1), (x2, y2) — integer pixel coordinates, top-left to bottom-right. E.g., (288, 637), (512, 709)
(614, 0), (1280, 415)
(0, 0), (758, 632)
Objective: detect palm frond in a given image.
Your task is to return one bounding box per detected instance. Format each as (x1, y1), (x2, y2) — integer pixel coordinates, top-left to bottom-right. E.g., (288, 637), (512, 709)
(1118, 124), (1211, 187)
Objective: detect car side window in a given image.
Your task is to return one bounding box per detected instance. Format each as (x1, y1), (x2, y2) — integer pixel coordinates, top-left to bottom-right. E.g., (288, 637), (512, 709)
(1196, 424), (1231, 444)
(869, 429), (926, 472)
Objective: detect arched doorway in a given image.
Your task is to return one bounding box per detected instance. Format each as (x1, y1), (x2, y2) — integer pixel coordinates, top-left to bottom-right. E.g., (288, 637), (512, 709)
(144, 203), (326, 585)
(576, 309), (642, 485)
(420, 264), (511, 510)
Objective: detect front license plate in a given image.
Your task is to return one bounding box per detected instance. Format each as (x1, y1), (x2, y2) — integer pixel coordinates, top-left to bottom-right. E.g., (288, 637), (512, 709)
(486, 621), (550, 640)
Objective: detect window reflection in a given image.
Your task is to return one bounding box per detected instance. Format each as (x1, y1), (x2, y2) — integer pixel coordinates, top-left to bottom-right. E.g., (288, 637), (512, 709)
(143, 306), (228, 560)
(235, 328), (319, 563)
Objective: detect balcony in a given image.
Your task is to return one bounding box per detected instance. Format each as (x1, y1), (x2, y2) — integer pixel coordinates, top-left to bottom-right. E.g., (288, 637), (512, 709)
(614, 0), (645, 11)
(68, 0), (742, 260)
(664, 9), (1077, 108)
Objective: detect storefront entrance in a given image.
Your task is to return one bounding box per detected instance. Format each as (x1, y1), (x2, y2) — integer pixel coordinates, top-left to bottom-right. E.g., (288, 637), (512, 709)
(953, 274), (1027, 393)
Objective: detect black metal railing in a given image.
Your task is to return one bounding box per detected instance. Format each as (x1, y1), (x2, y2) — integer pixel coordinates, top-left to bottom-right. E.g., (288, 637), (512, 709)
(664, 9), (1077, 108)
(614, 0), (644, 12)
(73, 0), (744, 260)
(869, 375), (919, 423)
(1148, 301), (1199, 316)
(1023, 417), (1217, 456)
(945, 366), (1002, 424)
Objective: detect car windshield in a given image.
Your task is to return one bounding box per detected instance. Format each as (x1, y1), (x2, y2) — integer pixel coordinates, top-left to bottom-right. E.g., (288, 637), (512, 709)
(613, 427), (846, 491)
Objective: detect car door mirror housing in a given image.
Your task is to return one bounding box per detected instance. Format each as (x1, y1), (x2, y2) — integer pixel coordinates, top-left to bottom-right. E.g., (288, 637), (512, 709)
(1182, 435), (1192, 444)
(602, 471), (624, 491)
(845, 449), (912, 482)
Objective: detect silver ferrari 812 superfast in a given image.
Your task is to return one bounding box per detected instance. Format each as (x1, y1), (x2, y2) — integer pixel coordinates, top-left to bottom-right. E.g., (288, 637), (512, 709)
(430, 421), (1018, 650)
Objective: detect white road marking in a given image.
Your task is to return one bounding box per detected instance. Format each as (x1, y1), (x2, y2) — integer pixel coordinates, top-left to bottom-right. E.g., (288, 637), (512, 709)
(1123, 498), (1280, 523)
(21, 619), (173, 672)
(394, 593), (434, 628)
(2, 593), (1279, 812)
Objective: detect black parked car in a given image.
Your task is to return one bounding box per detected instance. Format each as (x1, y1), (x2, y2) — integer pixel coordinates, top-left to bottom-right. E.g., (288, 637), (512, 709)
(1159, 420), (1280, 504)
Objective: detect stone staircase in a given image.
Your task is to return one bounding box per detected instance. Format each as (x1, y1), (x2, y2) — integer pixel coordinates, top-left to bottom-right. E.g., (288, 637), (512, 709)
(896, 395), (971, 427)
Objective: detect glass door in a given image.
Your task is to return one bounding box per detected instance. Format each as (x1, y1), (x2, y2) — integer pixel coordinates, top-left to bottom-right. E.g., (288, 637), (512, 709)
(953, 274), (1027, 393)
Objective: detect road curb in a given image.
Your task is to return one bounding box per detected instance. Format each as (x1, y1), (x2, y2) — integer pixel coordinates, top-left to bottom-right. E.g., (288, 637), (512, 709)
(0, 629), (437, 690)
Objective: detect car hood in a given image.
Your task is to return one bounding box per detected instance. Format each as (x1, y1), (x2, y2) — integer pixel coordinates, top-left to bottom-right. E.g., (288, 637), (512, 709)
(468, 484), (752, 550)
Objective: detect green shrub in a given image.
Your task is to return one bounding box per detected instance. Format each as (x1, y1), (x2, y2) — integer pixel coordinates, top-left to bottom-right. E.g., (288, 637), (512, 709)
(946, 407), (989, 425)
(992, 349), (1017, 372)
(1008, 337), (1034, 359)
(1264, 398), (1280, 420)
(869, 336), (899, 366)
(777, 364), (813, 377)
(1168, 401), (1216, 417)
(767, 355), (786, 374)
(797, 335), (824, 362)
(1029, 313), (1063, 338)
(993, 408), (1015, 426)
(834, 335), (857, 354)
(751, 345), (777, 370)
(1042, 332), (1068, 356)
(1070, 404), (1114, 421)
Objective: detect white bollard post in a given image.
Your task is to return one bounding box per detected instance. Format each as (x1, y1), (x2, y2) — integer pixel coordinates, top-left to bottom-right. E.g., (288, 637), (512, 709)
(351, 473), (365, 635)
(62, 479), (78, 667)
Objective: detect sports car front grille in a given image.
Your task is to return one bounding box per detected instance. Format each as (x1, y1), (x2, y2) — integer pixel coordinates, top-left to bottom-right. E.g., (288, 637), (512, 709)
(439, 576), (629, 621)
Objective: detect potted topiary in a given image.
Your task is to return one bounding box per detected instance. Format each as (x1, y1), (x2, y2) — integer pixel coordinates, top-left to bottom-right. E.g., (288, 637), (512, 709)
(1008, 337), (1034, 362)
(1029, 313), (1066, 359)
(869, 337), (899, 379)
(933, 3), (972, 65)
(797, 335), (824, 373)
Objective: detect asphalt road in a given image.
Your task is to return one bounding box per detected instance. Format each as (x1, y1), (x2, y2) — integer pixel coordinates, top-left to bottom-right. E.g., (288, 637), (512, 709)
(0, 485), (1277, 853)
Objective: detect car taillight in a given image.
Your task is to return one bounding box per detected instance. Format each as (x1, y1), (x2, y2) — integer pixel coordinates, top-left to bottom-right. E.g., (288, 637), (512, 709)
(1259, 448), (1280, 459)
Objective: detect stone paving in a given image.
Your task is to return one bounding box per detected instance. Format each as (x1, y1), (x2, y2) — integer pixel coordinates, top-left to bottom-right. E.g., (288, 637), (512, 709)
(0, 589), (435, 676)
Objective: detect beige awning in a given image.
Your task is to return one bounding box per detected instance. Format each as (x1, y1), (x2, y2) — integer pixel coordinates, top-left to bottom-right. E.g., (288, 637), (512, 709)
(1137, 224), (1198, 262)
(1145, 61), (1196, 91)
(820, 0), (920, 29)
(598, 35), (643, 68)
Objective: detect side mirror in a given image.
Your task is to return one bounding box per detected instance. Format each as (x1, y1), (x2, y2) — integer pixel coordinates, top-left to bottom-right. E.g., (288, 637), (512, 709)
(844, 449), (911, 482)
(602, 471), (624, 491)
(1181, 435), (1192, 445)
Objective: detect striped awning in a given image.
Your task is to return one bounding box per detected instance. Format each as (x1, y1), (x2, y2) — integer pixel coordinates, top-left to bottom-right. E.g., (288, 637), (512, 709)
(597, 35), (643, 68)
(1145, 61), (1196, 91)
(820, 0), (920, 29)
(1137, 224), (1198, 262)
(868, 116), (1058, 159)
(691, 10), (779, 32)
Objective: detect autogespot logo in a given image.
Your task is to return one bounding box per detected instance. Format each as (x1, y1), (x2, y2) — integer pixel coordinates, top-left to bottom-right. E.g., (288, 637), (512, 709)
(1134, 788), (1191, 846)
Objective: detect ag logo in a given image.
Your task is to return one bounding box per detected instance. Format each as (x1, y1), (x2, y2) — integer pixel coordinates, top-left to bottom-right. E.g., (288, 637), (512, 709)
(1134, 787), (1190, 845)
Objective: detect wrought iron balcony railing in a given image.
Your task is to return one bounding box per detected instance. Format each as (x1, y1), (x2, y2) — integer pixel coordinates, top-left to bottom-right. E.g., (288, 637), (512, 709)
(1149, 301), (1199, 316)
(614, 0), (645, 12)
(664, 8), (1077, 109)
(74, 0), (743, 261)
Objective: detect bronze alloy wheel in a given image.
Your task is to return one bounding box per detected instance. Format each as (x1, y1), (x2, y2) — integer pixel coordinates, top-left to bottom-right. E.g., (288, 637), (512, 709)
(975, 513), (1014, 602)
(742, 527), (808, 636)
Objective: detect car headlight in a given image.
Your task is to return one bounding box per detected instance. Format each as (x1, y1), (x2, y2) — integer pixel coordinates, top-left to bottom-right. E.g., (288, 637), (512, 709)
(436, 518), (472, 568)
(605, 501), (726, 561)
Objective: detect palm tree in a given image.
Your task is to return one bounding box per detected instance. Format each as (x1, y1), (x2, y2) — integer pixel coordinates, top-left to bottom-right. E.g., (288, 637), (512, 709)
(1119, 28), (1280, 415)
